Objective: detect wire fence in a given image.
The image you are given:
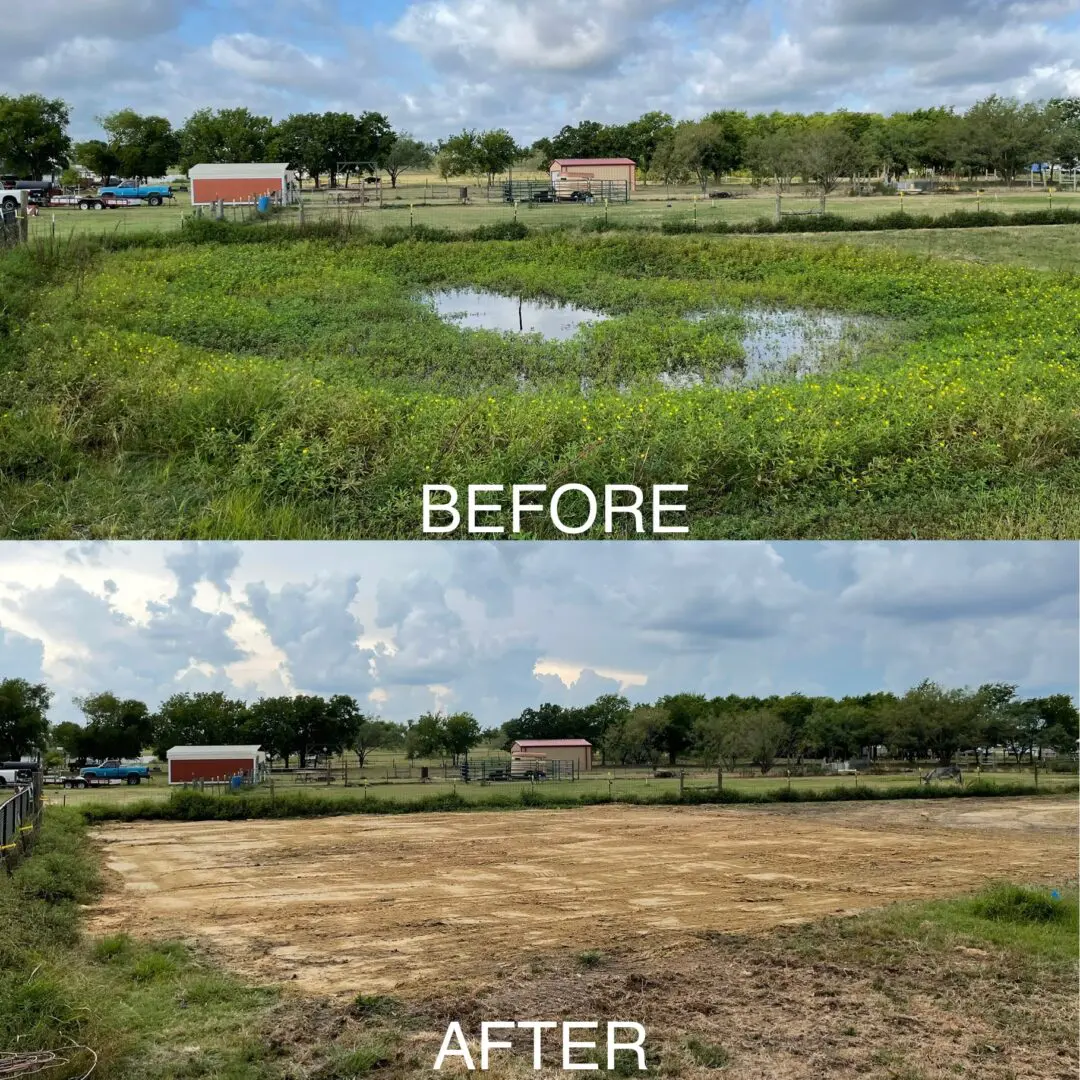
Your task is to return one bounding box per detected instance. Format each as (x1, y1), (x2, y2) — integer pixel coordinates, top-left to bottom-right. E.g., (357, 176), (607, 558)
(47, 763), (1078, 813)
(20, 186), (1079, 245)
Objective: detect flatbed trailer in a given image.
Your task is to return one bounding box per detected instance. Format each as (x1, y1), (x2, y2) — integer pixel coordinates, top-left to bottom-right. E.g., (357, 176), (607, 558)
(39, 195), (153, 211)
(53, 774), (138, 788)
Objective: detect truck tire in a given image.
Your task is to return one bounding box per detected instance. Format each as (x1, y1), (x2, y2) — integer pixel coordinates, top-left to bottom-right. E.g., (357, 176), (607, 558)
(0, 777), (7, 787)
(147, 194), (163, 207)
(93, 201), (106, 211)
(1, 195), (17, 212)
(126, 774), (140, 784)
(78, 199), (91, 210)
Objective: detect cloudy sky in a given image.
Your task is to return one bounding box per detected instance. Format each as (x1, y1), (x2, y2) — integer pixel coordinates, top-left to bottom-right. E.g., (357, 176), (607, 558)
(1, 0), (1078, 143)
(0, 541), (1075, 727)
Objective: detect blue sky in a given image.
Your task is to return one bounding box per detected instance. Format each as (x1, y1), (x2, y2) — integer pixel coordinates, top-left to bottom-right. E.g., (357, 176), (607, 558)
(2, 0), (1078, 142)
(0, 542), (1075, 726)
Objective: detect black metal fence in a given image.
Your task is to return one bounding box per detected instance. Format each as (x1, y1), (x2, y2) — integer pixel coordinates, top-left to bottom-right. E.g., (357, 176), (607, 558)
(1, 787), (38, 870)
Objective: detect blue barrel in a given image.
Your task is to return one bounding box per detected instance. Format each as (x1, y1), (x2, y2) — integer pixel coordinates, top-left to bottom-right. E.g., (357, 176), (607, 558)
(257, 196), (270, 213)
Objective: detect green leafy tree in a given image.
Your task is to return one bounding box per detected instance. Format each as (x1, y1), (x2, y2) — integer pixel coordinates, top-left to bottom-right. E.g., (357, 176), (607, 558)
(667, 118), (744, 191)
(178, 107), (275, 171)
(381, 134), (432, 188)
(72, 140), (122, 184)
(1045, 98), (1080, 176)
(438, 128), (520, 183)
(151, 692), (250, 759)
(0, 94), (71, 178)
(581, 694), (631, 763)
(655, 693), (708, 764)
(246, 696), (300, 767)
(100, 110), (179, 181)
(474, 129), (522, 184)
(354, 719), (404, 767)
(623, 111), (674, 183)
(435, 130), (479, 179)
(444, 712), (481, 764)
(798, 122), (863, 194)
(322, 694), (364, 756)
(739, 710), (790, 774)
(745, 131), (802, 190)
(961, 95), (1048, 186)
(77, 692), (152, 761)
(0, 679), (52, 759)
(50, 720), (86, 762)
(694, 711), (744, 771)
(407, 711), (447, 759)
(271, 112), (327, 186)
(886, 681), (984, 764)
(316, 111), (377, 188)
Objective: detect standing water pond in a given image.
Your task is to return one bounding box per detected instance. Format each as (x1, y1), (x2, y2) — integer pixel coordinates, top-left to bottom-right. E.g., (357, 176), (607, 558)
(425, 288), (882, 387)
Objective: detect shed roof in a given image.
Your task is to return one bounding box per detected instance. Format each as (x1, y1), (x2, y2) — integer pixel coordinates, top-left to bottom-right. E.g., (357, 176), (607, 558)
(167, 745), (262, 759)
(188, 163), (291, 178)
(550, 158), (636, 166)
(512, 739), (593, 747)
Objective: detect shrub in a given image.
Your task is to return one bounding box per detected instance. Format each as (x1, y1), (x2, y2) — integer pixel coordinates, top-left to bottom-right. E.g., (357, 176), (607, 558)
(970, 884), (1071, 926)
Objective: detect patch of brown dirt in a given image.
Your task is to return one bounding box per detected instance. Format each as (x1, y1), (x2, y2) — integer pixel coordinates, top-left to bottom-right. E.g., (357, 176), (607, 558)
(87, 797), (1077, 1002)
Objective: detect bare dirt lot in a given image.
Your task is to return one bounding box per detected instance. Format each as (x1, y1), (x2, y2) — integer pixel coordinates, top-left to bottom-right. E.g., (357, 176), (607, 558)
(89, 797), (1077, 1001)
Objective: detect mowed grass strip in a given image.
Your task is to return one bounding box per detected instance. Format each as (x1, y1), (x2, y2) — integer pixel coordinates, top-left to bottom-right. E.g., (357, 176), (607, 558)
(3, 808), (1075, 1079)
(2, 229), (1079, 539)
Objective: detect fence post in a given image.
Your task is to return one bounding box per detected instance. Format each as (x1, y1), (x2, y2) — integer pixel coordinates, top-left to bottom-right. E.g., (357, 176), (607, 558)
(717, 768), (722, 792)
(775, 192), (781, 223)
(679, 770), (685, 798)
(608, 772), (613, 799)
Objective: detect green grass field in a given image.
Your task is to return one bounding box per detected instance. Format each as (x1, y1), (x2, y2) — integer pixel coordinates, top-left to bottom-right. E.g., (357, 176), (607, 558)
(2, 225), (1079, 539)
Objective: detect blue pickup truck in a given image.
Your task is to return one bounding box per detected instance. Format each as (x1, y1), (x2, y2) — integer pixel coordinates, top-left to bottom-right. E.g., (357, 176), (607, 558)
(63, 760), (152, 787)
(96, 180), (175, 206)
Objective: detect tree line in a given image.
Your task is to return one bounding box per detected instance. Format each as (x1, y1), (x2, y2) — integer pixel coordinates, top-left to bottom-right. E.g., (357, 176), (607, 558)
(0, 679), (483, 770)
(1, 93), (1076, 194)
(501, 684), (1078, 769)
(537, 98), (1080, 191)
(0, 677), (1075, 772)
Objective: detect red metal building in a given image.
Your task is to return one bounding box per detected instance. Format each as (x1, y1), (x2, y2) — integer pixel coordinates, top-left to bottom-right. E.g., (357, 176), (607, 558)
(166, 745), (267, 784)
